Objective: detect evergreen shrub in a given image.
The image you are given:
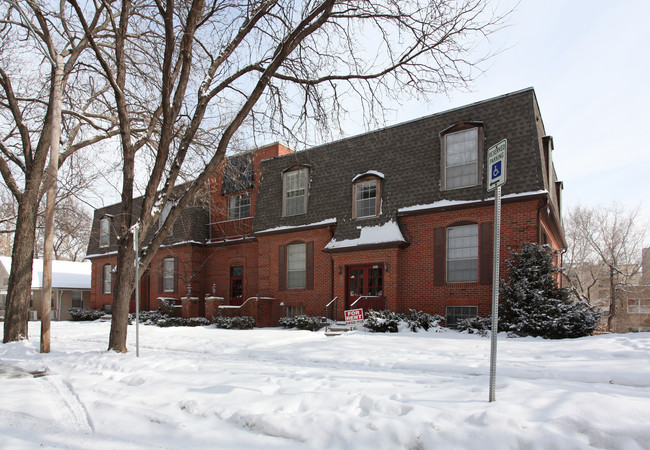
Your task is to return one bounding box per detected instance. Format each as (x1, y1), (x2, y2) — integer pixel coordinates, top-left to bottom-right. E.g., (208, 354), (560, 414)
(68, 308), (105, 321)
(499, 243), (600, 339)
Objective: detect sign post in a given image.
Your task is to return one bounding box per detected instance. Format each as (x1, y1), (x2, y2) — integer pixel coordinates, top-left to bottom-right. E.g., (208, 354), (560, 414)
(487, 139), (506, 402)
(134, 226), (140, 357)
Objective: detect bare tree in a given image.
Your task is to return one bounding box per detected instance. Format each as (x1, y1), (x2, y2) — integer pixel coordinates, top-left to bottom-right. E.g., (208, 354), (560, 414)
(69, 0), (508, 352)
(565, 204), (648, 331)
(0, 0), (118, 342)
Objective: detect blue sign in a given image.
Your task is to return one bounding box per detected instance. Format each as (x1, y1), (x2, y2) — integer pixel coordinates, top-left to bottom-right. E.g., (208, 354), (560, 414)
(487, 139), (507, 191)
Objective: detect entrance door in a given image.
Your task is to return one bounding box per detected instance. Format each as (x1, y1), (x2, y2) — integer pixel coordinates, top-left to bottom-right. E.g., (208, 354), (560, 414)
(346, 265), (384, 311)
(230, 266), (244, 306)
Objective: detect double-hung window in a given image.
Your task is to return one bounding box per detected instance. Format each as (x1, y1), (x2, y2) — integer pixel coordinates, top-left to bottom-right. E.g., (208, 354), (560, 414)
(228, 193), (251, 220)
(286, 243), (306, 289)
(283, 168), (308, 216)
(99, 217), (110, 248)
(103, 264), (112, 294)
(444, 127), (479, 190)
(354, 179), (378, 218)
(162, 257), (175, 293)
(447, 224), (479, 283)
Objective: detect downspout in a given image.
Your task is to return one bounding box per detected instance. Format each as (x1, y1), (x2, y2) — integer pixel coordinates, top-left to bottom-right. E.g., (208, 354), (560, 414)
(328, 225), (335, 302)
(537, 196), (548, 244)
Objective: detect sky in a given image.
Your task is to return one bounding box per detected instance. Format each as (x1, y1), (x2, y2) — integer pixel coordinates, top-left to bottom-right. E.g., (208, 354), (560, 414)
(371, 0), (650, 226)
(2, 321), (650, 448)
(85, 0), (650, 235)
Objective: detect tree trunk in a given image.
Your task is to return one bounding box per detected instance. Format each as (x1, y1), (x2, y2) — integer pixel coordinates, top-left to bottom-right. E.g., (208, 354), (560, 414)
(3, 197), (39, 343)
(107, 238), (136, 352)
(607, 266), (616, 332)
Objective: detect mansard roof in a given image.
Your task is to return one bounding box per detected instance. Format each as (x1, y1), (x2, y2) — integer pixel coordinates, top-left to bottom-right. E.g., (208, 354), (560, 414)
(86, 186), (210, 258)
(253, 88), (553, 242)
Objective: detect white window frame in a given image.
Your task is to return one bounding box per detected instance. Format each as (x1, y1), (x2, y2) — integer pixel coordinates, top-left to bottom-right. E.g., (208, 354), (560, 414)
(283, 168), (308, 216)
(444, 127), (479, 190)
(103, 264), (112, 294)
(286, 243), (306, 289)
(354, 179), (379, 218)
(99, 217), (110, 248)
(447, 224), (479, 283)
(162, 257), (175, 293)
(627, 298), (650, 314)
(228, 193), (251, 220)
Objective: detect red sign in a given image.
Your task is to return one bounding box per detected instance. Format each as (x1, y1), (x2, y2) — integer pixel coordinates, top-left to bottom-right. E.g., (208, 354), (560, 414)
(344, 308), (364, 326)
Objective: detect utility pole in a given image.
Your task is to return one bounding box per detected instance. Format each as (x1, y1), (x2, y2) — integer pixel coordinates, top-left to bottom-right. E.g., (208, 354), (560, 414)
(40, 53), (63, 353)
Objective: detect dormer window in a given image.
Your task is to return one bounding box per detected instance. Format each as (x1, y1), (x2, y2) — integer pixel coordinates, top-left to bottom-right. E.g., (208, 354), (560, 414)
(442, 125), (483, 190)
(159, 201), (172, 236)
(352, 172), (382, 219)
(99, 217), (110, 248)
(283, 167), (308, 216)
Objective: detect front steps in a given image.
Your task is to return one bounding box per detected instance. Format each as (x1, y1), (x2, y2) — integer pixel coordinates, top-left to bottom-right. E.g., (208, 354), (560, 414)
(325, 322), (355, 337)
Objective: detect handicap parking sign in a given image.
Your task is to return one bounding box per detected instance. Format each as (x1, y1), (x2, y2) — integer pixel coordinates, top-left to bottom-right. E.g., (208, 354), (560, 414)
(487, 139), (506, 191)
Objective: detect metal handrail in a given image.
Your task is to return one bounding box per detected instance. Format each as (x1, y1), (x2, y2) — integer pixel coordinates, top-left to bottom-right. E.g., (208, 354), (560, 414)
(350, 295), (373, 308)
(325, 296), (338, 308)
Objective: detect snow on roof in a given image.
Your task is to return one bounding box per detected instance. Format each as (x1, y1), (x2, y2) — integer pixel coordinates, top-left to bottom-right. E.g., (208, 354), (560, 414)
(256, 218), (337, 235)
(398, 190), (549, 214)
(324, 220), (405, 250)
(0, 257), (91, 290)
(352, 170), (385, 183)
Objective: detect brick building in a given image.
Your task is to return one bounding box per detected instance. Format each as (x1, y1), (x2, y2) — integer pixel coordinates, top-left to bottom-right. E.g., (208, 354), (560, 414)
(86, 88), (566, 326)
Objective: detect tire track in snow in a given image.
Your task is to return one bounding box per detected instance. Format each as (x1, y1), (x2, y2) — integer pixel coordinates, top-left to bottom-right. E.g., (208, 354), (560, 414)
(40, 373), (94, 434)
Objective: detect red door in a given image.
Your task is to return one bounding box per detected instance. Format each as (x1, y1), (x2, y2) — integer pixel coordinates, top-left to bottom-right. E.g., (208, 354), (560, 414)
(346, 265), (384, 311)
(230, 266), (244, 306)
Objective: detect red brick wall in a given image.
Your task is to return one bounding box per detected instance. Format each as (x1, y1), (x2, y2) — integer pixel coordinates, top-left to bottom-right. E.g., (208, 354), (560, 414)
(90, 196), (565, 325)
(89, 255), (117, 310)
(209, 143), (293, 240)
(257, 228), (334, 317)
(397, 199), (546, 317)
(201, 241), (260, 304)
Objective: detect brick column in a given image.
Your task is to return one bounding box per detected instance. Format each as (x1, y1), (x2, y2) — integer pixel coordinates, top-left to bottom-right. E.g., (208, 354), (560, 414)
(181, 297), (201, 318)
(204, 297), (225, 320)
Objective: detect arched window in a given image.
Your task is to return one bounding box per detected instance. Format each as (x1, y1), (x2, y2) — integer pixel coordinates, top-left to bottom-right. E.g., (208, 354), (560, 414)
(352, 172), (383, 219)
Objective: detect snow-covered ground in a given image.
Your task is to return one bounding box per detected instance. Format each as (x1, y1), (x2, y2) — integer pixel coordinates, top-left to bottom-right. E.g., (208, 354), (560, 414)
(1, 321), (649, 449)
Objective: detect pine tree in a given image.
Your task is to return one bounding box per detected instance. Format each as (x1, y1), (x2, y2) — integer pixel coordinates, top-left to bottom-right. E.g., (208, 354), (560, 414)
(499, 243), (600, 338)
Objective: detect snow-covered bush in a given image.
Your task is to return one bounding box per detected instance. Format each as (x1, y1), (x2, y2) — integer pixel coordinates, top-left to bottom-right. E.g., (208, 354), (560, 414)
(279, 315), (325, 331)
(214, 315), (255, 329)
(156, 316), (188, 327)
(365, 310), (443, 333)
(68, 308), (105, 321)
(294, 315), (325, 331)
(187, 317), (211, 327)
(402, 309), (444, 332)
(130, 310), (167, 325)
(230, 316), (255, 329)
(455, 315), (492, 336)
(499, 243), (600, 339)
(278, 316), (296, 328)
(365, 310), (401, 332)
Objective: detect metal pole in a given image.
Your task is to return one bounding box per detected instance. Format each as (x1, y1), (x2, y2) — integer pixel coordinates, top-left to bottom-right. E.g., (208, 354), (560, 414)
(134, 226), (140, 357)
(489, 185), (502, 402)
(40, 54), (63, 354)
